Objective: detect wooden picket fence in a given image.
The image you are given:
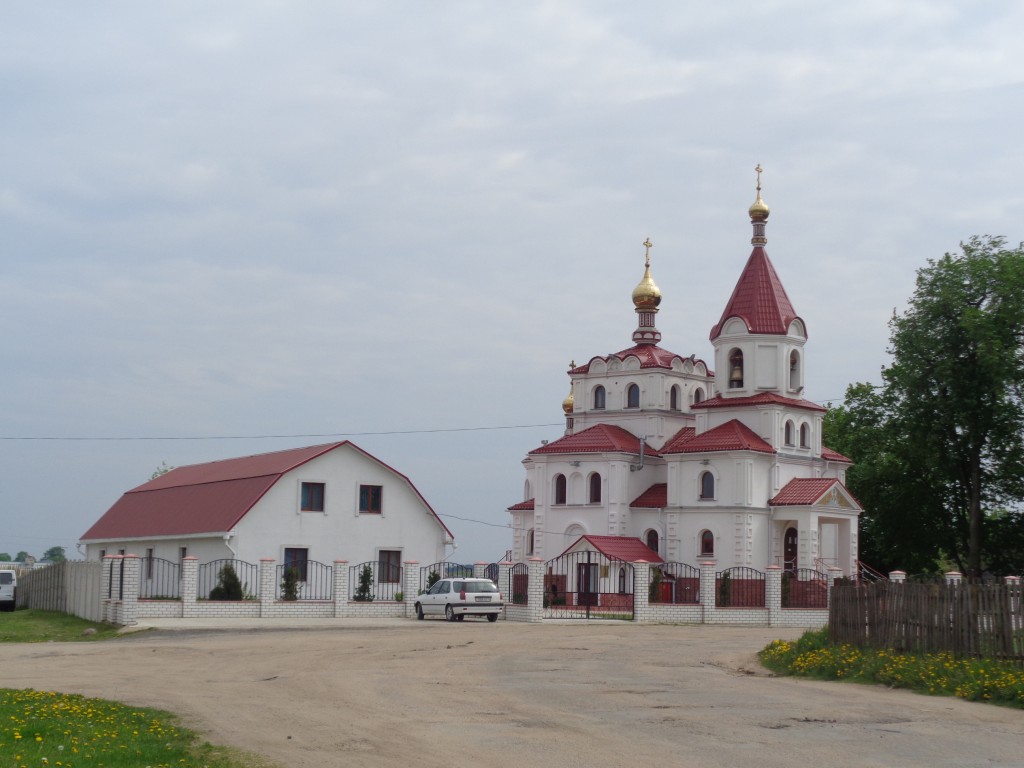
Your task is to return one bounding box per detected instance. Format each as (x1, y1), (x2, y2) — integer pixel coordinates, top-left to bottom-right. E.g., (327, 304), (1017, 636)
(829, 580), (1023, 661)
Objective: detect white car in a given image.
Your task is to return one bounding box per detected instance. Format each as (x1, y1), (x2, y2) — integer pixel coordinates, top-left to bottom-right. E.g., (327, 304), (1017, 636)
(0, 570), (16, 612)
(415, 577), (504, 622)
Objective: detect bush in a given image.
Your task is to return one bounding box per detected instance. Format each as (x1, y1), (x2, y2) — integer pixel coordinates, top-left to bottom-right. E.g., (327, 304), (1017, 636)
(353, 564), (375, 602)
(280, 566), (300, 601)
(209, 564), (244, 601)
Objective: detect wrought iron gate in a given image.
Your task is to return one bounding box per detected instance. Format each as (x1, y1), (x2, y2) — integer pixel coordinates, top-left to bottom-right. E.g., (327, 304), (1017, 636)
(543, 550), (634, 620)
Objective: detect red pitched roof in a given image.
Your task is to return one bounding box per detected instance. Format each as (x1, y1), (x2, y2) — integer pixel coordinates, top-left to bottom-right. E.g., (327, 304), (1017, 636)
(562, 535), (664, 563)
(691, 392), (826, 413)
(769, 477), (861, 507)
(529, 424), (662, 457)
(821, 446), (852, 463)
(631, 484), (667, 508)
(81, 441), (453, 541)
(661, 426), (696, 452)
(571, 345), (710, 374)
(663, 419), (774, 454)
(710, 246), (803, 340)
(507, 498), (535, 511)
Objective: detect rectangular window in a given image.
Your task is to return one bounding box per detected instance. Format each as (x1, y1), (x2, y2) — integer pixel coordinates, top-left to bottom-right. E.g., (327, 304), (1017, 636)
(378, 549), (401, 583)
(284, 547), (309, 581)
(359, 484), (383, 513)
(300, 482), (326, 512)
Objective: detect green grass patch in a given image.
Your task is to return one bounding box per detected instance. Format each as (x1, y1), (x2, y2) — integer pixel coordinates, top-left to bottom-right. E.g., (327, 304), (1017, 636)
(0, 688), (276, 768)
(0, 610), (121, 644)
(760, 629), (1024, 708)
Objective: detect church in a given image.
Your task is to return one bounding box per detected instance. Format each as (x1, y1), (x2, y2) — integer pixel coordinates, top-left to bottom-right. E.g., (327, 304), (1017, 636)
(507, 170), (861, 576)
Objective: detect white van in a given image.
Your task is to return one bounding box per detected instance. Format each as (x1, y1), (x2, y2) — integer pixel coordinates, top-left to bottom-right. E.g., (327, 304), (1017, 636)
(0, 570), (16, 611)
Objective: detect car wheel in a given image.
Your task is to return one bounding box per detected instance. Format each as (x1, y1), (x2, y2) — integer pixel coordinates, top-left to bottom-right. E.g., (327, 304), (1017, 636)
(487, 613), (498, 622)
(445, 604), (456, 622)
(415, 603), (424, 620)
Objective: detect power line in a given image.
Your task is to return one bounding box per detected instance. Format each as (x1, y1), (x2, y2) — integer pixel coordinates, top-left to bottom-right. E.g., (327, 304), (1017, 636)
(0, 422), (563, 442)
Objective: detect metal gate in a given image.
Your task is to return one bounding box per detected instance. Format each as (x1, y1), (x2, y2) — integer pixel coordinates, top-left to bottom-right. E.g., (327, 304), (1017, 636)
(544, 550), (634, 620)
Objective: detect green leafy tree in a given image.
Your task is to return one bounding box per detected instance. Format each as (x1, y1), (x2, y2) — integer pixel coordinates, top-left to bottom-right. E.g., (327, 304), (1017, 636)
(151, 462), (174, 480)
(43, 546), (66, 562)
(0, 554), (11, 562)
(826, 237), (1024, 577)
(15, 551), (30, 563)
(353, 564), (375, 602)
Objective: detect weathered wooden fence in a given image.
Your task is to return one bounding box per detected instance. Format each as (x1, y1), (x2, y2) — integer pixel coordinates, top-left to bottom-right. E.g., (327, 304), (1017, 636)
(830, 581), (1023, 661)
(15, 561), (104, 622)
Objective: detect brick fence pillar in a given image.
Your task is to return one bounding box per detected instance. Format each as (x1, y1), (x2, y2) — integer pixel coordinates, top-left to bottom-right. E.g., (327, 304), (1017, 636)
(473, 562), (487, 579)
(403, 561), (419, 618)
(945, 571), (963, 586)
(1005, 575), (1021, 586)
(633, 560), (650, 623)
(334, 560), (349, 618)
(498, 561), (512, 621)
(699, 560), (716, 624)
(100, 555), (115, 623)
(526, 558), (545, 623)
(889, 570), (906, 584)
(259, 558), (276, 617)
(181, 557), (198, 617)
(120, 555), (140, 626)
(827, 567), (842, 608)
(766, 565), (782, 626)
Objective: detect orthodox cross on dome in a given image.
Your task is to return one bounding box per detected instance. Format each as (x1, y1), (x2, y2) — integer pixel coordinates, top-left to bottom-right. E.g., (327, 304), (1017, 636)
(643, 237), (653, 267)
(749, 163), (770, 244)
(631, 237), (662, 345)
(755, 164), (763, 192)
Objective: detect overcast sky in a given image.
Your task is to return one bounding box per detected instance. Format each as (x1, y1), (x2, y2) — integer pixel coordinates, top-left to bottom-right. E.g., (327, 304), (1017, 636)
(2, 1), (1022, 563)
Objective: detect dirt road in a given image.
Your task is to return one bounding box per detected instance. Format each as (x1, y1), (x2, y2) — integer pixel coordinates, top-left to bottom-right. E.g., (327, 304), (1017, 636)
(2, 620), (1022, 767)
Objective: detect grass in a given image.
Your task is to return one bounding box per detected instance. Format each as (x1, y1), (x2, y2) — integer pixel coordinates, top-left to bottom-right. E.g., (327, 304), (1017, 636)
(0, 688), (275, 768)
(0, 611), (277, 767)
(760, 628), (1024, 708)
(0, 610), (121, 643)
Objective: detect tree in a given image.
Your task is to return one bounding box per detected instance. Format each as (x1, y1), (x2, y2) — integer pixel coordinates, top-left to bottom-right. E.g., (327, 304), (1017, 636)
(0, 554), (10, 562)
(826, 237), (1024, 578)
(209, 564), (244, 601)
(353, 564), (375, 602)
(280, 566), (301, 601)
(42, 546), (66, 562)
(15, 551), (30, 563)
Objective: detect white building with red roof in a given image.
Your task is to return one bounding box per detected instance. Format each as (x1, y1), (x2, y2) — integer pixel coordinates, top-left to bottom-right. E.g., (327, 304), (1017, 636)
(81, 441), (453, 570)
(509, 171), (861, 575)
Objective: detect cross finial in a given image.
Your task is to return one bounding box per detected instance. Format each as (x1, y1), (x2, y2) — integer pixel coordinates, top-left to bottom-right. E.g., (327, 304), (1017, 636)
(568, 359), (575, 370)
(755, 164), (763, 193)
(642, 237), (653, 268)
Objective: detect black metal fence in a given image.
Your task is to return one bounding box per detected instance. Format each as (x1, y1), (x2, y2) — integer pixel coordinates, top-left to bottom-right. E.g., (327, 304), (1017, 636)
(485, 562), (499, 583)
(277, 560), (333, 600)
(715, 567), (765, 608)
(782, 568), (828, 609)
(197, 559), (259, 600)
(510, 563), (528, 605)
(649, 562), (701, 604)
(139, 557), (181, 599)
(419, 561), (473, 593)
(544, 550), (634, 619)
(350, 560), (403, 601)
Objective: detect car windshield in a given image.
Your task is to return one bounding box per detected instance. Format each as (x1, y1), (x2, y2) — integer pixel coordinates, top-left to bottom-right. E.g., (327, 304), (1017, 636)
(0, 573), (11, 584)
(455, 581), (497, 593)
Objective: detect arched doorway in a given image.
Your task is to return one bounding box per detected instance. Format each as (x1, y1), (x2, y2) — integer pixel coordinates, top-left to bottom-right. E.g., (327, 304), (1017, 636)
(783, 528), (798, 573)
(645, 529), (659, 557)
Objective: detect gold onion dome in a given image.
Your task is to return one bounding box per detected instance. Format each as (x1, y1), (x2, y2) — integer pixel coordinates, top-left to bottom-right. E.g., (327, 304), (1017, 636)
(562, 388), (574, 414)
(749, 163), (770, 221)
(632, 237), (662, 310)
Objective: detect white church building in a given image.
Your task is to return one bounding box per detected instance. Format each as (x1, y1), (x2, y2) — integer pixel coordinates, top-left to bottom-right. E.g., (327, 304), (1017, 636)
(508, 172), (861, 575)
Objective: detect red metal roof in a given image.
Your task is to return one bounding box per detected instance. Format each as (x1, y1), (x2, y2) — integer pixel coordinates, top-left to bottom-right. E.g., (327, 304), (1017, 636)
(710, 246), (803, 340)
(661, 426), (696, 453)
(630, 483), (667, 508)
(664, 419), (774, 454)
(769, 477), (861, 507)
(529, 424), (662, 457)
(691, 392), (826, 413)
(562, 534), (664, 563)
(821, 445), (852, 463)
(81, 441), (454, 541)
(571, 345), (711, 374)
(507, 498), (535, 511)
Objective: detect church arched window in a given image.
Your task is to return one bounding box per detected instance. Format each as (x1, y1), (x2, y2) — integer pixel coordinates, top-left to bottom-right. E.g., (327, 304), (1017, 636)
(692, 387), (705, 404)
(784, 420), (795, 446)
(554, 474), (567, 505)
(593, 385), (606, 410)
(699, 471), (715, 500)
(626, 383), (640, 408)
(588, 472), (602, 503)
(728, 349), (744, 389)
(700, 530), (715, 556)
(799, 422), (810, 448)
(789, 350), (801, 391)
(670, 385), (680, 410)
(646, 529), (659, 555)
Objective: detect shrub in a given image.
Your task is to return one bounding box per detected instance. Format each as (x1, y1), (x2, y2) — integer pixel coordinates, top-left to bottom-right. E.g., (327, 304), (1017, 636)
(209, 564), (244, 601)
(425, 570), (440, 590)
(353, 564), (375, 602)
(280, 566), (300, 601)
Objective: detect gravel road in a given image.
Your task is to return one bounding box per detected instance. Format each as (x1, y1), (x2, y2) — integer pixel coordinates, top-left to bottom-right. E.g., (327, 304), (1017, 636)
(2, 620), (1022, 768)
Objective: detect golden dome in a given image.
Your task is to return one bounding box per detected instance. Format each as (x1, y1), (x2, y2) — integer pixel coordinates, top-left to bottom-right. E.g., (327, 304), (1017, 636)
(562, 387), (574, 414)
(749, 163), (770, 222)
(632, 237), (662, 310)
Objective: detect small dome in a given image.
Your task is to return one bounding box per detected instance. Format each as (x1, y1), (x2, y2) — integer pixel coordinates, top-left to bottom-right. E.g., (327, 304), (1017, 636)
(562, 387), (574, 414)
(749, 192), (770, 222)
(632, 266), (662, 309)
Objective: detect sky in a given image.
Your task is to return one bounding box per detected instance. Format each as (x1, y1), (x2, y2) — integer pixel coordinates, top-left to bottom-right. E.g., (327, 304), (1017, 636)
(2, 1), (1022, 563)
